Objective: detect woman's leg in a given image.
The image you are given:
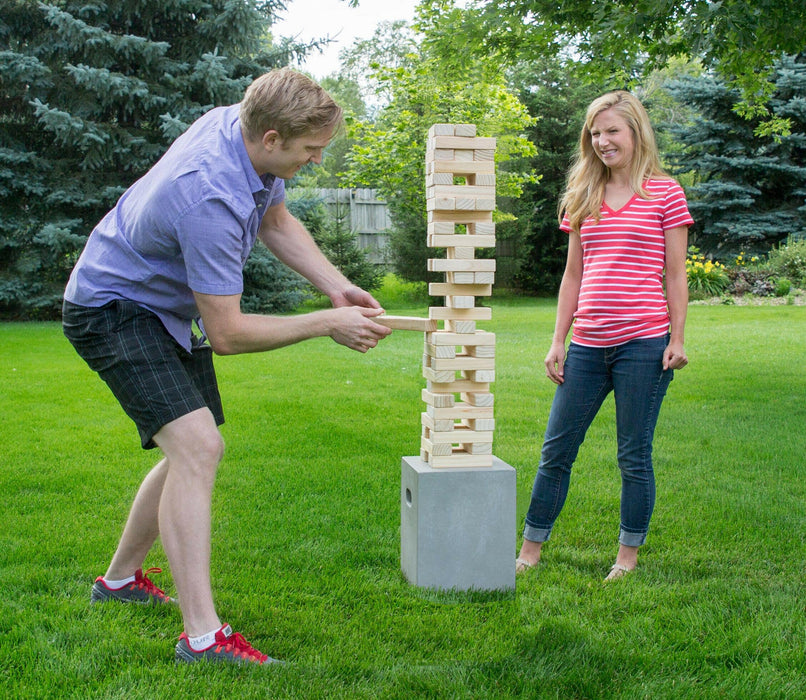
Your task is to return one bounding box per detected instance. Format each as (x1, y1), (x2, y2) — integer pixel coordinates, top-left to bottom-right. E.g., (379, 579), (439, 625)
(519, 343), (612, 566)
(610, 336), (673, 571)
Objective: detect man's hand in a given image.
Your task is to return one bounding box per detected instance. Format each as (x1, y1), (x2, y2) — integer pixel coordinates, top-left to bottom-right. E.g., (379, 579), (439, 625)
(329, 306), (391, 353)
(331, 284), (383, 310)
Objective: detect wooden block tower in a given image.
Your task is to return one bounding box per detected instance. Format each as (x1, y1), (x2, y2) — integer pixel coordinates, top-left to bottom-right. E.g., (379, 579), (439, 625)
(421, 124), (497, 468)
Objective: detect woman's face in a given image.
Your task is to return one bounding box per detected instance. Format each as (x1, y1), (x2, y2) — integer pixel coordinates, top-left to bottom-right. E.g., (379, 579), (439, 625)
(589, 107), (635, 173)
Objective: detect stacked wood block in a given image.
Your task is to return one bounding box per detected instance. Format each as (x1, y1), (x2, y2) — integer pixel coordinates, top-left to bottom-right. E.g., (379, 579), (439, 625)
(421, 124), (496, 468)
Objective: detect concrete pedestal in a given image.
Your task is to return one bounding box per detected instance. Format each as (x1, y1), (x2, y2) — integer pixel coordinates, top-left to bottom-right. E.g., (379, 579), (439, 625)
(400, 455), (516, 592)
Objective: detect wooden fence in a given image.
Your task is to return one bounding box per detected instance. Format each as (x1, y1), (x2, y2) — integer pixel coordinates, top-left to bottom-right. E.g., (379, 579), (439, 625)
(317, 188), (392, 264)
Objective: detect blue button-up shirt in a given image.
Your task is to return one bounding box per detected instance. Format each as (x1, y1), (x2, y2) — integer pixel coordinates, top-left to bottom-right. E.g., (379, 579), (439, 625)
(64, 104), (285, 351)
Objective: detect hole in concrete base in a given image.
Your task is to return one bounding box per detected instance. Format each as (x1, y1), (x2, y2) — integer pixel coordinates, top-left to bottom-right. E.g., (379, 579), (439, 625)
(405, 488), (412, 506)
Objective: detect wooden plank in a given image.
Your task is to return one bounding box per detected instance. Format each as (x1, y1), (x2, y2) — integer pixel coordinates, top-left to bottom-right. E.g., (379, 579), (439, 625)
(428, 235), (496, 249)
(427, 331), (495, 346)
(428, 306), (492, 321)
(429, 136), (497, 150)
(428, 259), (496, 272)
(428, 283), (493, 297)
(374, 315), (437, 331)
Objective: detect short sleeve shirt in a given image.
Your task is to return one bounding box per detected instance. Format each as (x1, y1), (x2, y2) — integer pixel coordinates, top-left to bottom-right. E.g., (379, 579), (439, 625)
(64, 104), (285, 351)
(560, 178), (694, 347)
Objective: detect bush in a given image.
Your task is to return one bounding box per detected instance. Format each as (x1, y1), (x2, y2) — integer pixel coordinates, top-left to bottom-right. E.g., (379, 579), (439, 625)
(686, 247), (730, 296)
(766, 237), (806, 287)
(774, 277), (792, 297)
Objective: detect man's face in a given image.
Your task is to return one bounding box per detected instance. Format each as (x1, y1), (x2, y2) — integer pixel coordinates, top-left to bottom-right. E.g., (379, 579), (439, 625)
(264, 126), (335, 179)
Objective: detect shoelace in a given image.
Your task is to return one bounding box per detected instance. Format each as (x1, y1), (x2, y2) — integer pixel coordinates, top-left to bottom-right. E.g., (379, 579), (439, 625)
(134, 567), (170, 600)
(214, 631), (269, 663)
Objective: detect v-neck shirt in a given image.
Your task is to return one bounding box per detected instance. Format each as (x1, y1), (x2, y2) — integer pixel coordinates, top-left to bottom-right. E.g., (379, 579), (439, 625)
(560, 178), (694, 347)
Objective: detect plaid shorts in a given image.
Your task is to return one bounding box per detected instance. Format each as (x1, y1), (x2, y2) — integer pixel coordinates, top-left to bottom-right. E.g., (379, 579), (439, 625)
(63, 299), (225, 449)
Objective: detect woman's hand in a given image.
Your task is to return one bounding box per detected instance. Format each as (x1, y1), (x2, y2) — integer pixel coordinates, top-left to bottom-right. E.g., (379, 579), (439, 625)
(663, 340), (688, 370)
(545, 340), (568, 385)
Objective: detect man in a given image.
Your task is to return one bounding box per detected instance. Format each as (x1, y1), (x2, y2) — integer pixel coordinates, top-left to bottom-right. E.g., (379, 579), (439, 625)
(62, 68), (391, 665)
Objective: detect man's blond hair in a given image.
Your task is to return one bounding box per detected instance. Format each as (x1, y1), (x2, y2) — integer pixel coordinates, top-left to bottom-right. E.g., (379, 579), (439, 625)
(240, 68), (343, 142)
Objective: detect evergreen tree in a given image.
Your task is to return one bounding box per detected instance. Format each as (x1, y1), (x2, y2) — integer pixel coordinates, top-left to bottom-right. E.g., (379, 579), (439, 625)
(664, 56), (806, 256)
(504, 60), (603, 294)
(0, 0), (314, 318)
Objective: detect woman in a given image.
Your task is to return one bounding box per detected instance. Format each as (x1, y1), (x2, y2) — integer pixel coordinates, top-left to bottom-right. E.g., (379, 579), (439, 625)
(516, 91), (693, 581)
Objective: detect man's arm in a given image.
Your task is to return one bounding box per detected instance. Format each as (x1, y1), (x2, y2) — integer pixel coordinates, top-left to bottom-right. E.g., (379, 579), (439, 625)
(194, 291), (389, 356)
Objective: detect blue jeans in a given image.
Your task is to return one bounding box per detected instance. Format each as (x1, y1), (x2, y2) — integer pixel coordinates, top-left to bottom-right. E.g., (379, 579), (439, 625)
(523, 336), (673, 548)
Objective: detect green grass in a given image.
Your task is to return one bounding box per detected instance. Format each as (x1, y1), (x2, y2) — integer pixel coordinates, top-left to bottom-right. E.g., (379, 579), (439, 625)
(2, 300), (805, 698)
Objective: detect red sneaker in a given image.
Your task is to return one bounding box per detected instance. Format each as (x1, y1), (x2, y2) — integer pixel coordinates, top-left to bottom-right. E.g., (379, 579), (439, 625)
(90, 567), (176, 605)
(175, 624), (282, 665)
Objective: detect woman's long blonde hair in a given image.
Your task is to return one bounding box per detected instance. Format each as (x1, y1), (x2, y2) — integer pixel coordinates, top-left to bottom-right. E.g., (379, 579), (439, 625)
(559, 91), (668, 232)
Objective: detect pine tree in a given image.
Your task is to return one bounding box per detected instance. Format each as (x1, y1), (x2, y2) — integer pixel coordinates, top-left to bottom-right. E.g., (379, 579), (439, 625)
(0, 0), (312, 318)
(664, 55), (806, 257)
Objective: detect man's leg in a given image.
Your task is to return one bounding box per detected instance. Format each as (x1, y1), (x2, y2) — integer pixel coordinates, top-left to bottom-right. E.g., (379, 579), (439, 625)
(104, 458), (169, 581)
(152, 407), (224, 638)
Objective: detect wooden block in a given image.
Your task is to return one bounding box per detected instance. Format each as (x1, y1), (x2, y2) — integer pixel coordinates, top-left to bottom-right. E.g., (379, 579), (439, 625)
(446, 319), (477, 333)
(421, 437), (454, 456)
(454, 149), (475, 162)
(429, 306), (492, 321)
(463, 369), (495, 382)
(447, 246), (475, 260)
(429, 209), (494, 224)
(426, 172), (455, 187)
(425, 342), (456, 359)
(429, 282), (492, 297)
(427, 160), (495, 175)
(428, 235), (495, 249)
(427, 221), (456, 235)
(427, 378), (489, 392)
(474, 173), (496, 186)
(473, 272), (496, 284)
(427, 403), (494, 420)
(468, 221), (496, 236)
(429, 452), (494, 468)
(428, 259), (496, 273)
(449, 272), (477, 285)
(421, 389), (455, 407)
(428, 124), (456, 137)
(430, 136), (497, 150)
(428, 185), (496, 198)
(430, 356), (495, 372)
(446, 295), (476, 309)
(463, 442), (493, 455)
(423, 366), (456, 383)
(427, 331), (495, 346)
(427, 197), (456, 212)
(468, 344), (495, 358)
(474, 149), (495, 161)
(475, 198), (496, 211)
(422, 412), (455, 432)
(454, 124), (477, 137)
(375, 315), (437, 332)
(464, 418), (496, 432)
(462, 391), (494, 407)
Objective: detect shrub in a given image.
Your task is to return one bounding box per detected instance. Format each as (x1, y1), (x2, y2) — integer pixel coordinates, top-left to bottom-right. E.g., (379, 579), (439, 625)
(774, 277), (792, 297)
(686, 247), (730, 296)
(766, 237), (806, 287)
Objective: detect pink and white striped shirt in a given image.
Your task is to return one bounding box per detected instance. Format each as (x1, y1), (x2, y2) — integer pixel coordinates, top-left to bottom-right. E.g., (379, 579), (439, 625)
(561, 178), (694, 348)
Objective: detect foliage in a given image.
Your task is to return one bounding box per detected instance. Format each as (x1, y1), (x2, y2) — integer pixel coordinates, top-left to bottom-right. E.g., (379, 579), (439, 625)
(286, 186), (383, 295)
(344, 2), (536, 284)
(240, 242), (311, 314)
(767, 237), (806, 288)
(0, 0), (315, 319)
(686, 246), (730, 298)
(504, 59), (604, 294)
(664, 56), (806, 257)
(4, 303), (806, 696)
(459, 0), (806, 137)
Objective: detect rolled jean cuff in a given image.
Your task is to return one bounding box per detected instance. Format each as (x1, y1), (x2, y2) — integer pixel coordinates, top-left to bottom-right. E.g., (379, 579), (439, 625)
(619, 528), (648, 547)
(523, 523), (552, 543)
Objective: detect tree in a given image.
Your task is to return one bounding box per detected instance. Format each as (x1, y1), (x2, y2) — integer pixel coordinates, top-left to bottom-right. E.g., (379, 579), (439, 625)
(663, 56), (806, 256)
(504, 60), (604, 294)
(343, 2), (536, 284)
(440, 0), (806, 137)
(0, 0), (316, 319)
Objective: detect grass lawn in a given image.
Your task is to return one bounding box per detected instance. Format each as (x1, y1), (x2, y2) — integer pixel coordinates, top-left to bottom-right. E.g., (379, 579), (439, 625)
(1, 299), (805, 698)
